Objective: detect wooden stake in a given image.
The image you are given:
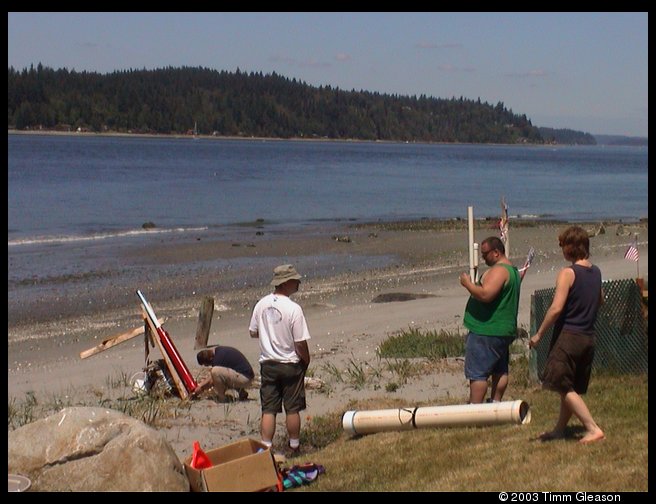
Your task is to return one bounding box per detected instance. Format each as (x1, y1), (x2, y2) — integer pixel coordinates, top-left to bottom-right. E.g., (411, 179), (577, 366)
(194, 296), (215, 349)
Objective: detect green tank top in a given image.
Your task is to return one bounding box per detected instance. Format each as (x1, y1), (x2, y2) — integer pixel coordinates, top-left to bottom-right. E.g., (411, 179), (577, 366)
(464, 263), (520, 337)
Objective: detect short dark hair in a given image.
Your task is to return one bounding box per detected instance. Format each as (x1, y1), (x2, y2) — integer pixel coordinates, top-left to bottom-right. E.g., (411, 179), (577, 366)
(559, 226), (590, 261)
(481, 236), (505, 255)
(196, 349), (214, 366)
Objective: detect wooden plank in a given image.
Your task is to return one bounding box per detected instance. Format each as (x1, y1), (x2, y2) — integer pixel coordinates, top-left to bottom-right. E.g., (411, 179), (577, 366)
(194, 296), (214, 349)
(78, 317), (167, 360)
(79, 326), (144, 359)
(142, 309), (189, 400)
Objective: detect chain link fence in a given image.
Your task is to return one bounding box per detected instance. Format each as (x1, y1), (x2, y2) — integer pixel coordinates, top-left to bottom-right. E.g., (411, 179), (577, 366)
(529, 278), (647, 382)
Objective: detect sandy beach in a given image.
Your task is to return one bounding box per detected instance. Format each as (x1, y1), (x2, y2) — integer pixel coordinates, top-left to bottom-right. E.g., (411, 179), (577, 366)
(7, 219), (648, 460)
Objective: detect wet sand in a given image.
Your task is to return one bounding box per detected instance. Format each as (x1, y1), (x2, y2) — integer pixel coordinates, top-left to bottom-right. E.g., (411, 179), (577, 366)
(7, 218), (647, 458)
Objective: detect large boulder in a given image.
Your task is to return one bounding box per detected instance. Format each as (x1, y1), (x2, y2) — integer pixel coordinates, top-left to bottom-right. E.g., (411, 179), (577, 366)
(8, 406), (189, 492)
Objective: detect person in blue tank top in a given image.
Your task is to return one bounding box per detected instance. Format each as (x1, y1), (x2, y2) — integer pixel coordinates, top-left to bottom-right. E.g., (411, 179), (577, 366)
(530, 226), (605, 444)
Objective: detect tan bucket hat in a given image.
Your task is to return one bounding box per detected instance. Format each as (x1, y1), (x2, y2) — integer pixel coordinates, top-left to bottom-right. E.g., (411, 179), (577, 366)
(271, 264), (302, 286)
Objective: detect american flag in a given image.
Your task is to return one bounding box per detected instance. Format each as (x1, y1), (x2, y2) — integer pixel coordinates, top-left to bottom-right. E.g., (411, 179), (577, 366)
(499, 198), (509, 243)
(624, 237), (639, 262)
(518, 247), (535, 281)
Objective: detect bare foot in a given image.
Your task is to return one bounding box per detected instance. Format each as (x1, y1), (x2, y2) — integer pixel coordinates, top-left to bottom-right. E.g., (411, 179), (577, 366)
(579, 429), (605, 444)
(538, 430), (565, 441)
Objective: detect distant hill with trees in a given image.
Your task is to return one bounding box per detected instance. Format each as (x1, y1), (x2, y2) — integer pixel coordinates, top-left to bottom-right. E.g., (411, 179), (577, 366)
(7, 64), (591, 145)
(538, 127), (597, 145)
(593, 134), (647, 146)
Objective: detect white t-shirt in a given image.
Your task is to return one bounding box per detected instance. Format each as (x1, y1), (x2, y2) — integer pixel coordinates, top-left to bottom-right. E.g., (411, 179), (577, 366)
(249, 293), (311, 363)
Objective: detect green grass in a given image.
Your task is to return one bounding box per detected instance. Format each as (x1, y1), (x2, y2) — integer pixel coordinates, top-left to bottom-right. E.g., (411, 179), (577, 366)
(343, 357), (369, 389)
(7, 392), (38, 428)
(292, 332), (647, 491)
(7, 370), (187, 430)
(378, 327), (465, 360)
(384, 358), (422, 385)
(9, 331), (648, 492)
(300, 411), (344, 451)
(292, 368), (648, 492)
(320, 361), (344, 383)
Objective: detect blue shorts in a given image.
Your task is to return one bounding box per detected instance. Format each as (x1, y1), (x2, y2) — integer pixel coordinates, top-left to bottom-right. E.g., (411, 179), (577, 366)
(464, 332), (513, 381)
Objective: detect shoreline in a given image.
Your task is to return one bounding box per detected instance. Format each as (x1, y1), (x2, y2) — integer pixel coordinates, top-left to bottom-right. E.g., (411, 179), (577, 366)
(8, 128), (617, 148)
(8, 219), (647, 457)
(9, 218), (647, 379)
(8, 217), (647, 330)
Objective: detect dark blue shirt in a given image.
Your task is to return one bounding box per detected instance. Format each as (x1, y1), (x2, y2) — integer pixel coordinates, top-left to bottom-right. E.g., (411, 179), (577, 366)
(213, 346), (255, 380)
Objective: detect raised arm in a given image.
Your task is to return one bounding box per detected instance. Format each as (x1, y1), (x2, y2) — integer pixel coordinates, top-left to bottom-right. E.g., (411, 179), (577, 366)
(460, 265), (508, 303)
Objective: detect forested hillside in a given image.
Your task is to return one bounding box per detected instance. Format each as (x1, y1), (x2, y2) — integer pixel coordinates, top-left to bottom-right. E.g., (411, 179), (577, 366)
(9, 64), (548, 143)
(594, 134), (647, 146)
(538, 127), (596, 145)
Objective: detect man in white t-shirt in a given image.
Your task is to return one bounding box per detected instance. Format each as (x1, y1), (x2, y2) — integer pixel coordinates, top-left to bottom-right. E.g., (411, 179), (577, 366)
(249, 264), (311, 455)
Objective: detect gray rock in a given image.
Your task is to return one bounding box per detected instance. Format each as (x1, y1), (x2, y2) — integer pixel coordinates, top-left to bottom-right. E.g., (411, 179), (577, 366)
(8, 406), (189, 492)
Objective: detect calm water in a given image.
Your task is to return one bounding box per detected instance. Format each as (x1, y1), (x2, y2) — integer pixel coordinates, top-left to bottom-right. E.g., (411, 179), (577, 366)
(7, 134), (648, 327)
(8, 134), (648, 245)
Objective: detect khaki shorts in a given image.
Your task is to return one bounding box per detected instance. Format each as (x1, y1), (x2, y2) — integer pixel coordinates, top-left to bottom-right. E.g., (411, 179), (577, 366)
(210, 366), (252, 394)
(260, 361), (306, 414)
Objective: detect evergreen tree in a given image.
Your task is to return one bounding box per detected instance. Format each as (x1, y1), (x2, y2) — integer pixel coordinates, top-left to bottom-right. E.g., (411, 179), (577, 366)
(6, 64), (596, 144)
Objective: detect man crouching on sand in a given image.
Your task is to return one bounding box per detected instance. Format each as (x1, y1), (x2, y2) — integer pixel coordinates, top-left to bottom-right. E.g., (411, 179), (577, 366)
(249, 264), (311, 455)
(193, 345), (254, 402)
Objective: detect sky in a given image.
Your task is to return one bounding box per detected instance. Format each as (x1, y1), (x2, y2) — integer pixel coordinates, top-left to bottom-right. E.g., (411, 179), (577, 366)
(8, 12), (648, 137)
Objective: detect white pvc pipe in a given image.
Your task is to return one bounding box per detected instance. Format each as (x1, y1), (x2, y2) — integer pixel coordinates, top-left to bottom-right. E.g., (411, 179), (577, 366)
(342, 400), (531, 436)
(473, 242), (479, 283)
(468, 206), (475, 281)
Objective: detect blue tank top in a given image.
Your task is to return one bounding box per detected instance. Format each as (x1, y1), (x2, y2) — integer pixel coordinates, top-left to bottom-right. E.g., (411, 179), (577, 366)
(559, 263), (602, 335)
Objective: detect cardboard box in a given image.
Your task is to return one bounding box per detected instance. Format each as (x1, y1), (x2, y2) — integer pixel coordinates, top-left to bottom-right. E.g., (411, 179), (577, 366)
(183, 438), (279, 492)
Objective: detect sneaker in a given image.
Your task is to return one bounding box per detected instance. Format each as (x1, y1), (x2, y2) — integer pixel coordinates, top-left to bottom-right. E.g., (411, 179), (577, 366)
(286, 443), (301, 457)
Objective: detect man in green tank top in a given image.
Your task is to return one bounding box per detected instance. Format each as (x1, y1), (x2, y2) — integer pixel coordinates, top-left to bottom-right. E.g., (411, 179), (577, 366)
(459, 236), (520, 403)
